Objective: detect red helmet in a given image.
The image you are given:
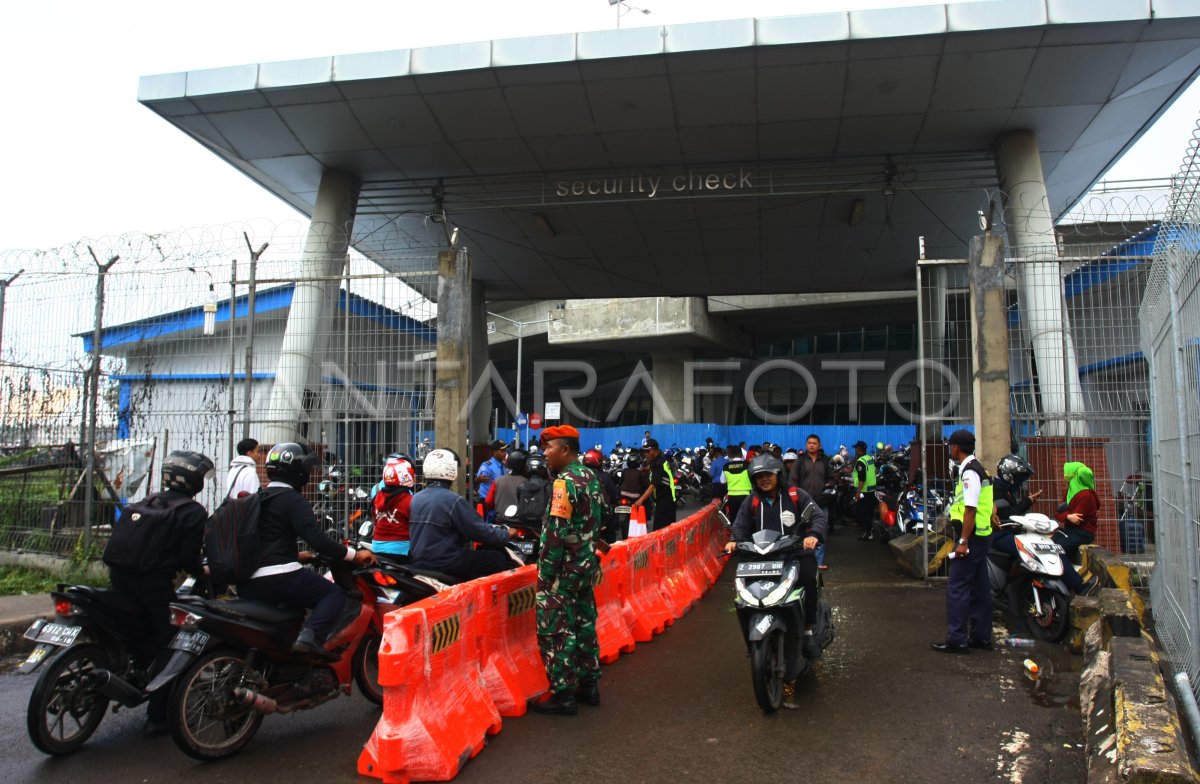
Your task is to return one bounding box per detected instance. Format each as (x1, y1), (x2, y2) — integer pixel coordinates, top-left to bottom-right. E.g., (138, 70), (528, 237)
(582, 449), (604, 470)
(382, 457), (415, 488)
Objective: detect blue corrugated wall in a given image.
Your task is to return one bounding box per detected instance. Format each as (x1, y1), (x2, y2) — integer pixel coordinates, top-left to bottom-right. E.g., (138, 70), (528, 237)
(497, 423), (970, 452)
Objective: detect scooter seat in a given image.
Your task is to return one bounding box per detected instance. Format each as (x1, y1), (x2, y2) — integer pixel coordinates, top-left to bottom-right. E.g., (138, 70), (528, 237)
(201, 599), (306, 625)
(400, 565), (461, 585)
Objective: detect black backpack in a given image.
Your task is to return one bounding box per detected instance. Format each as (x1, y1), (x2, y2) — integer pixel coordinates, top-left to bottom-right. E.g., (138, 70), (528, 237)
(203, 488), (284, 588)
(515, 476), (551, 525)
(103, 492), (196, 571)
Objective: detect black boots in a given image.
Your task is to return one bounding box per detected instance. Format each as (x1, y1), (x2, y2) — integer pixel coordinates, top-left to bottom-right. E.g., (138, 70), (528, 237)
(576, 680), (600, 706)
(531, 691), (579, 715)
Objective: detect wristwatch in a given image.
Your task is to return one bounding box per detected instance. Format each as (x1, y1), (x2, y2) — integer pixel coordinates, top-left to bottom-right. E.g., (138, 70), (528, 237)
(957, 538), (967, 545)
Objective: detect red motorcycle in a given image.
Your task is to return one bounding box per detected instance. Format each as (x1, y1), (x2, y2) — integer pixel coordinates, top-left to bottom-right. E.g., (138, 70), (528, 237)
(148, 557), (382, 761)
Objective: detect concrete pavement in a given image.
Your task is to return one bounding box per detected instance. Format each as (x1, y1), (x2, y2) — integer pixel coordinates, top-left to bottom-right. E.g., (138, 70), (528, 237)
(0, 593), (51, 657)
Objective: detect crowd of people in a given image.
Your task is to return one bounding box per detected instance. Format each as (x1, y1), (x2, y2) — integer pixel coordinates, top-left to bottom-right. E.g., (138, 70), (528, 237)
(95, 424), (1108, 733)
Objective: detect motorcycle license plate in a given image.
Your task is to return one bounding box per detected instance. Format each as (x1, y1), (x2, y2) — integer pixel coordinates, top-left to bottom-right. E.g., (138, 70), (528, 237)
(1032, 542), (1063, 554)
(736, 561), (784, 577)
(170, 630), (210, 654)
(515, 541), (535, 556)
(25, 621), (80, 647)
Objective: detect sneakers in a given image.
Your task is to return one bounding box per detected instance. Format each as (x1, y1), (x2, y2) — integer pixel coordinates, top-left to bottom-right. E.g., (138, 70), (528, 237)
(576, 680), (600, 707)
(857, 531), (875, 541)
(781, 680), (800, 710)
(292, 628), (338, 661)
(530, 691), (578, 716)
(818, 564), (829, 571)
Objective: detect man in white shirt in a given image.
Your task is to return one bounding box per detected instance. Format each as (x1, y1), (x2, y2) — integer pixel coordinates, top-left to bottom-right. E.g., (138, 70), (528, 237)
(225, 438), (262, 500)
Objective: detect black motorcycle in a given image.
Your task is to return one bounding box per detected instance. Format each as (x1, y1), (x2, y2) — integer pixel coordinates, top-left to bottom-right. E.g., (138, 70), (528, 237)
(20, 580), (200, 755)
(731, 530), (834, 713)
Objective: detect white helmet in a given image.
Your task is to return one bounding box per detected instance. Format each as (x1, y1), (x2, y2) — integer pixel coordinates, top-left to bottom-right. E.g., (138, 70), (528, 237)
(422, 448), (459, 482)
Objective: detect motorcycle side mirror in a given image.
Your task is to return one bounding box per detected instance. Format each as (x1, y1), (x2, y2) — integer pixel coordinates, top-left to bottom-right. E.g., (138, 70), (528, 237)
(354, 487), (369, 500)
(358, 520), (373, 537)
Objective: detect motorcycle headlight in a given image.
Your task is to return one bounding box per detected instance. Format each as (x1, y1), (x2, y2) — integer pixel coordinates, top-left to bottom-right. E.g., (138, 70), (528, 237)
(762, 564), (799, 606)
(734, 578), (759, 606)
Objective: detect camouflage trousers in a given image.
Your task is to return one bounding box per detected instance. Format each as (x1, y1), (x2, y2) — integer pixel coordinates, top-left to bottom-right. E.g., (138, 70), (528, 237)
(536, 583), (600, 695)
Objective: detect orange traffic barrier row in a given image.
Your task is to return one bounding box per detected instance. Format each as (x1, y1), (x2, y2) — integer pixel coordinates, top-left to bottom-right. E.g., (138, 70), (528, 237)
(358, 583), (501, 784)
(477, 565), (548, 717)
(595, 543), (637, 663)
(359, 501), (727, 784)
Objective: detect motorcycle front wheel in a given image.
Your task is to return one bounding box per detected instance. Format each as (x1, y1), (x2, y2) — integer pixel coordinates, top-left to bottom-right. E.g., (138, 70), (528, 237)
(168, 648), (263, 761)
(353, 629), (384, 706)
(1013, 579), (1071, 642)
(26, 644), (110, 755)
(750, 631), (785, 713)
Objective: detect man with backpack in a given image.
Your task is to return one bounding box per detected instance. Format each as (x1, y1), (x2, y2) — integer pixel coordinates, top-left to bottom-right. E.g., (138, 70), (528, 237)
(225, 437), (262, 500)
(724, 454), (827, 660)
(486, 449), (530, 521)
(102, 449), (214, 736)
(233, 442), (375, 658)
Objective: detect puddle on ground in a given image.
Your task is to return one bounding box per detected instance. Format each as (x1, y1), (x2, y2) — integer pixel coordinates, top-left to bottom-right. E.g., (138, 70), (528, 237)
(993, 619), (1083, 710)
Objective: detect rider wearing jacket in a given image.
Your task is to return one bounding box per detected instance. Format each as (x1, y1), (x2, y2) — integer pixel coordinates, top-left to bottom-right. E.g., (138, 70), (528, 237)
(237, 443), (375, 657)
(409, 448), (518, 580)
(726, 454), (828, 658)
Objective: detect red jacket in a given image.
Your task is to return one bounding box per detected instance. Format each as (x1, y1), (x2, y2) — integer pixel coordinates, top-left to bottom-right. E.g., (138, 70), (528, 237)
(1055, 489), (1099, 536)
(372, 490), (412, 542)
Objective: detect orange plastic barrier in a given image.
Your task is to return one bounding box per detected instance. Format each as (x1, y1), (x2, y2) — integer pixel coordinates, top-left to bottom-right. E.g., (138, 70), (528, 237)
(477, 565), (548, 717)
(595, 543), (636, 663)
(361, 503), (729, 783)
(358, 583), (502, 784)
(621, 534), (674, 640)
(658, 523), (701, 618)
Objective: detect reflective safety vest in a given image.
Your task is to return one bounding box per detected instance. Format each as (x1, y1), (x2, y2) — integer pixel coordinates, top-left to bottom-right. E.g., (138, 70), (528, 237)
(657, 459), (678, 503)
(949, 458), (994, 536)
(855, 454), (876, 492)
(725, 460), (751, 497)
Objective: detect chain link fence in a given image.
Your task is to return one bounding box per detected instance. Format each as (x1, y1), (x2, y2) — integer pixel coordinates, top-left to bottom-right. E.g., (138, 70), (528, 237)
(916, 188), (1161, 578)
(0, 222), (439, 557)
(1141, 117), (1200, 703)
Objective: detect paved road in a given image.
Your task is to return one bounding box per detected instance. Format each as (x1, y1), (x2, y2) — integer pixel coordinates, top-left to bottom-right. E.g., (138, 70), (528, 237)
(0, 522), (1085, 783)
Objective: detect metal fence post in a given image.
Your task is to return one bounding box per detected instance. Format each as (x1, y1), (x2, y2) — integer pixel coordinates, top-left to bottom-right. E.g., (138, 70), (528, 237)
(242, 234), (267, 441)
(83, 248), (119, 556)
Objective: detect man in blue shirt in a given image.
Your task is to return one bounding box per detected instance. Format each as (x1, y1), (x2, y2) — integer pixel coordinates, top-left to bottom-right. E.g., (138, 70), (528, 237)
(709, 445), (729, 499)
(475, 439), (508, 521)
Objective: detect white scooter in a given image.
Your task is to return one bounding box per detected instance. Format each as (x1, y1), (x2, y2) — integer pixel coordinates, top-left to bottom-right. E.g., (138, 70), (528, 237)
(986, 513), (1073, 642)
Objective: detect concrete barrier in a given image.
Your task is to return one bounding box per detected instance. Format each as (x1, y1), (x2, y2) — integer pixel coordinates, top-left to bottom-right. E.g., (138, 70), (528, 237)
(1072, 548), (1200, 783)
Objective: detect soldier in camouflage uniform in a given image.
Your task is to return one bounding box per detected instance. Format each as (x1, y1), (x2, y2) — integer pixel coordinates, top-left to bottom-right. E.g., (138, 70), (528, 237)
(531, 425), (607, 716)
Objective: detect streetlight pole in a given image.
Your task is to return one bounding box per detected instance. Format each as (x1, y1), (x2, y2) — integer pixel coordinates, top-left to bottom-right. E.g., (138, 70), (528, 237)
(487, 311), (559, 447)
(0, 269), (25, 367)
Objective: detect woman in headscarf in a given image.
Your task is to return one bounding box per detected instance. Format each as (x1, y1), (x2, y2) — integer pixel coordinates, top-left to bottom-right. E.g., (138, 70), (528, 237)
(1054, 462), (1099, 560)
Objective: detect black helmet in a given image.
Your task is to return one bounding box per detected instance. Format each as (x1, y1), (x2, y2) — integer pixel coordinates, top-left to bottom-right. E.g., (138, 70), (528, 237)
(506, 449), (529, 476)
(265, 442), (319, 491)
(527, 454), (549, 479)
(748, 454), (785, 484)
(996, 454), (1034, 486)
(162, 450), (214, 495)
(625, 453), (642, 468)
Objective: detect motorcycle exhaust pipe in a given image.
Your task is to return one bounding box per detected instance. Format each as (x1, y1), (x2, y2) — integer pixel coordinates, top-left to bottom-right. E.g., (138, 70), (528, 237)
(93, 670), (145, 707)
(232, 687), (283, 714)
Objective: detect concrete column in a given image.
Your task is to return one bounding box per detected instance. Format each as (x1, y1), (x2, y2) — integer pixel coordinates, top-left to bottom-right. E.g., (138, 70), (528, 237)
(651, 351), (687, 424)
(469, 284), (491, 449)
(997, 130), (1088, 437)
(968, 234), (1011, 467)
(434, 247), (471, 496)
(262, 169), (358, 445)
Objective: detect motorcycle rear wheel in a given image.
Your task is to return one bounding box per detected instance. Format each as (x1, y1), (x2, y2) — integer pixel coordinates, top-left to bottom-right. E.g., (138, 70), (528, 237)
(353, 629), (384, 706)
(26, 644), (110, 755)
(750, 632), (784, 713)
(168, 648), (263, 761)
(1013, 579), (1071, 643)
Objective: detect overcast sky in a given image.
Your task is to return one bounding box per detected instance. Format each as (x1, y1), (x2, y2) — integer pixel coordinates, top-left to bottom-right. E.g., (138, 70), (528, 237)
(1, 0), (1197, 252)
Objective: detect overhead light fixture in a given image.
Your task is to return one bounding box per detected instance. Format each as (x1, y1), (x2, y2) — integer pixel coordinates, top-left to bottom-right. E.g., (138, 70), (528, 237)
(533, 212), (557, 238)
(202, 285), (217, 336)
(848, 199), (865, 226)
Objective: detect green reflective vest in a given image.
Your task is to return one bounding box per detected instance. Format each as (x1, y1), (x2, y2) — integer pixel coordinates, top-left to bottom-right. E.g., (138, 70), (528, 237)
(855, 454), (876, 492)
(949, 458), (994, 536)
(725, 460), (751, 497)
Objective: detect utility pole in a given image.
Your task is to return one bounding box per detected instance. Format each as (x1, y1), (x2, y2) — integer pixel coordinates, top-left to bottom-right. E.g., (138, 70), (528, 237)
(242, 234), (268, 441)
(82, 248), (118, 556)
